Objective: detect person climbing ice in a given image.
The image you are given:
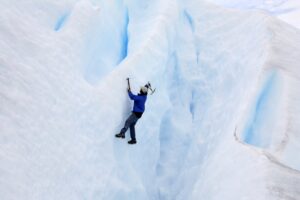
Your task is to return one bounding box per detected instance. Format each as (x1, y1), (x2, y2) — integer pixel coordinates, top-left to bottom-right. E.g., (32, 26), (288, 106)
(115, 78), (154, 144)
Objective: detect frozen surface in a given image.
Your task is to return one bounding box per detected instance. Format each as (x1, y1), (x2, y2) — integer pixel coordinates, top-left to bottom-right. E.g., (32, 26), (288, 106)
(1, 0), (300, 199)
(207, 0), (300, 29)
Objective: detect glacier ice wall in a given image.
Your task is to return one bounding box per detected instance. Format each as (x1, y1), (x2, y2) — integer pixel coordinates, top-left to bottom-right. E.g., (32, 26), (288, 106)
(0, 0), (300, 199)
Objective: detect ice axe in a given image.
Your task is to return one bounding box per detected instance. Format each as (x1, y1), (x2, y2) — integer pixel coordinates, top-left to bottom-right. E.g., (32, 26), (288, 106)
(145, 82), (156, 95)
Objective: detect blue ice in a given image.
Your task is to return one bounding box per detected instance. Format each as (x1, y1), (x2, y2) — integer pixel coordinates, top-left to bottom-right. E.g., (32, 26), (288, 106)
(184, 10), (195, 32)
(119, 9), (129, 62)
(243, 71), (279, 148)
(54, 13), (70, 31)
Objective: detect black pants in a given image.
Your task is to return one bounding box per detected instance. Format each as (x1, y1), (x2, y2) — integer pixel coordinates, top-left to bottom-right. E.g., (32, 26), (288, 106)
(120, 113), (139, 140)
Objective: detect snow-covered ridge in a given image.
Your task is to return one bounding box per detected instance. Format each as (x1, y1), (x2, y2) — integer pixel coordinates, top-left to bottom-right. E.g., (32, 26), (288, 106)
(238, 15), (300, 169)
(0, 0), (300, 199)
(207, 0), (300, 29)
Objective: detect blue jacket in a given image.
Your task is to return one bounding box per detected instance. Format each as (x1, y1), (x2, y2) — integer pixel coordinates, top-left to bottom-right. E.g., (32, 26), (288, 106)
(128, 91), (147, 113)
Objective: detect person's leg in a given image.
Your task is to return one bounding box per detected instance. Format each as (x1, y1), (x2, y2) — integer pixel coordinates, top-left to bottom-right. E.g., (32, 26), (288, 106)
(128, 115), (139, 144)
(129, 123), (136, 141)
(116, 113), (137, 138)
(121, 113), (136, 133)
(128, 123), (137, 144)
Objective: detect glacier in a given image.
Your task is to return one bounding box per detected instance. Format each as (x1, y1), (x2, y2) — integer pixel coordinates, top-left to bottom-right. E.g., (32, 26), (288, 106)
(0, 0), (300, 199)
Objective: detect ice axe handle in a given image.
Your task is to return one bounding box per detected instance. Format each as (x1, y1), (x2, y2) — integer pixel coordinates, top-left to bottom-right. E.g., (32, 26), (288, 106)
(126, 78), (131, 91)
(150, 88), (156, 95)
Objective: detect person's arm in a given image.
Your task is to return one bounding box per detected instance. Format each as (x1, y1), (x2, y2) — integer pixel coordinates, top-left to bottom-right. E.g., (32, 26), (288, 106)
(128, 91), (142, 101)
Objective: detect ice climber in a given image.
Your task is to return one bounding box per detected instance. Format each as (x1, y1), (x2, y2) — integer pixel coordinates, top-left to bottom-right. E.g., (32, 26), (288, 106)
(115, 84), (149, 144)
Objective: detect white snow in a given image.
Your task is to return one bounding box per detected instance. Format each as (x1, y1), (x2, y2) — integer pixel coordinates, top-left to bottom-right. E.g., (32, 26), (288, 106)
(0, 0), (300, 199)
(207, 0), (300, 29)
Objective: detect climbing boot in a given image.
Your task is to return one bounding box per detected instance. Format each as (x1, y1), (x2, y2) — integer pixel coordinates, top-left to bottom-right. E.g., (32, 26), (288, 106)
(115, 133), (125, 138)
(128, 139), (137, 144)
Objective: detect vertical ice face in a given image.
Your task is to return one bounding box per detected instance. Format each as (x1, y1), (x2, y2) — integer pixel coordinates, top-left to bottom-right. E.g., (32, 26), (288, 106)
(1, 0), (300, 200)
(80, 1), (130, 84)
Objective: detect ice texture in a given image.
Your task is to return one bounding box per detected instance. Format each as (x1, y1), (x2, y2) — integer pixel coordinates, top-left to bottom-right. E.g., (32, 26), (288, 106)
(0, 0), (300, 199)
